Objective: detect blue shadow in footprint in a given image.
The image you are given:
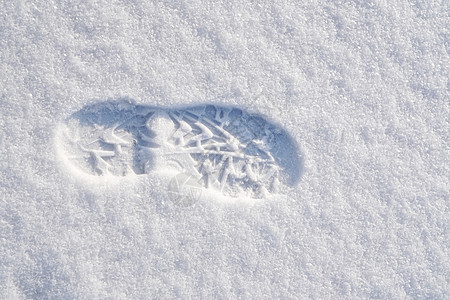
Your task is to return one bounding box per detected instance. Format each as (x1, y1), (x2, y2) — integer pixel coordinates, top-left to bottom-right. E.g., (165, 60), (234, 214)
(62, 99), (303, 196)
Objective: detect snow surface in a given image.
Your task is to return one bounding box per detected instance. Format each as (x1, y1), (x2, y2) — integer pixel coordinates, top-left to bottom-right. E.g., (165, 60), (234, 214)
(0, 0), (449, 298)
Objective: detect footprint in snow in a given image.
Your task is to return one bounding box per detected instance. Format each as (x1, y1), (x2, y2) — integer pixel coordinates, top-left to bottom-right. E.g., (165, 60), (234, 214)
(56, 99), (302, 200)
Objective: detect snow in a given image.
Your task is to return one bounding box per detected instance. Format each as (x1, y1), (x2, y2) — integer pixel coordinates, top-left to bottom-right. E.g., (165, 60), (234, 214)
(1, 0), (449, 298)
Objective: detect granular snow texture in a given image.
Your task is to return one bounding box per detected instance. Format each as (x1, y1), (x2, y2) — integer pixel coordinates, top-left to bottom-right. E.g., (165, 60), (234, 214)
(0, 0), (448, 298)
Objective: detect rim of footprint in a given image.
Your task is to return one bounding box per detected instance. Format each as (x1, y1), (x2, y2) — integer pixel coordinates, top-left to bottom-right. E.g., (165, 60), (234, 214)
(57, 100), (302, 203)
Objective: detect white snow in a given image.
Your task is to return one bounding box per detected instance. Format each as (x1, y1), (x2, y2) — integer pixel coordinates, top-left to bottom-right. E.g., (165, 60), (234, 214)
(1, 0), (448, 298)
